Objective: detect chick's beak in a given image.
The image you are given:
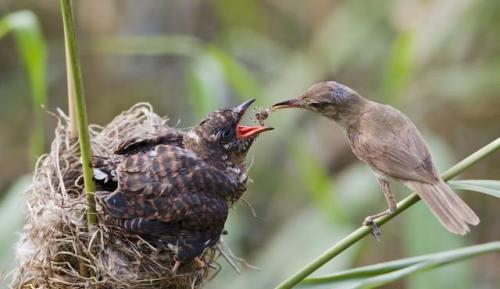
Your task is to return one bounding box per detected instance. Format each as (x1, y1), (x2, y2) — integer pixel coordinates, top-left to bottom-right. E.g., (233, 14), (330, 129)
(235, 99), (256, 116)
(235, 99), (273, 139)
(271, 98), (303, 110)
(237, 125), (273, 139)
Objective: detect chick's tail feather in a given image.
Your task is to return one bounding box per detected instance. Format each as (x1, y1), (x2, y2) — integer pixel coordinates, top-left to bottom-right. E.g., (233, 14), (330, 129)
(405, 180), (479, 235)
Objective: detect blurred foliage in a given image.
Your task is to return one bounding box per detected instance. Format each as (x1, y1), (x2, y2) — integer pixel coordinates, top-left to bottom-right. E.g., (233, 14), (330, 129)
(0, 0), (499, 288)
(0, 10), (46, 286)
(94, 35), (259, 117)
(0, 175), (29, 289)
(0, 10), (46, 163)
(450, 180), (500, 199)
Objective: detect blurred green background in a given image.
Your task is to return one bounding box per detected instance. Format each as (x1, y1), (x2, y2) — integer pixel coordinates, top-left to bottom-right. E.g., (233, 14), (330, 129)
(0, 0), (499, 288)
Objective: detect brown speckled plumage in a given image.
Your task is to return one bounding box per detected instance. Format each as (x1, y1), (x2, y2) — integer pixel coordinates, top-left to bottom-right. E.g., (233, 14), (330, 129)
(93, 100), (271, 263)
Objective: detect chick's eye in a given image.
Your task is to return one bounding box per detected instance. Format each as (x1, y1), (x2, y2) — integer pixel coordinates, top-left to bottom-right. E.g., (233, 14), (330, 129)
(217, 128), (234, 143)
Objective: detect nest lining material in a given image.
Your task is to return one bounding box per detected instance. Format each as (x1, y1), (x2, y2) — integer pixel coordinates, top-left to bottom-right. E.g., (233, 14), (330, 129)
(9, 103), (233, 289)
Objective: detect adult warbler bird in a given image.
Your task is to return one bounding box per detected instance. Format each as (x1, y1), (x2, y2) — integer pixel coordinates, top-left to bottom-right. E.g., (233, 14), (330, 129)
(272, 81), (479, 235)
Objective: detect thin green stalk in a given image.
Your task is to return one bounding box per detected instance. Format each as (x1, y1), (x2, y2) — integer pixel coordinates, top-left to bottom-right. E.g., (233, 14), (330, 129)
(60, 0), (97, 228)
(304, 241), (500, 284)
(275, 137), (500, 289)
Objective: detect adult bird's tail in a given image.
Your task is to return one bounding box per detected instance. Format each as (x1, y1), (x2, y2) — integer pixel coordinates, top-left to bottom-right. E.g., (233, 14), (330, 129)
(405, 180), (479, 235)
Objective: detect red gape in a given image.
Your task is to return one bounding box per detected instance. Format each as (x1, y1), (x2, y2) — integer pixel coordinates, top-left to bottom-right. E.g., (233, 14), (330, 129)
(236, 124), (272, 139)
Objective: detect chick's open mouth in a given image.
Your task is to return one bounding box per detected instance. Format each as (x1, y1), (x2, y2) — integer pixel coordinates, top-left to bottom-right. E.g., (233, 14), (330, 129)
(235, 99), (273, 139)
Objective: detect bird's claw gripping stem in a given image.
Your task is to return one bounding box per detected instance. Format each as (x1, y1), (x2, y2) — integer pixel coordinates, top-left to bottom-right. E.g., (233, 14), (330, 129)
(362, 206), (397, 241)
(363, 217), (381, 241)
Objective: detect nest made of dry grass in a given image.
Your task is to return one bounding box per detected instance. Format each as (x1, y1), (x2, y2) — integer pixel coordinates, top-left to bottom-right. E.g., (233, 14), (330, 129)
(9, 103), (236, 289)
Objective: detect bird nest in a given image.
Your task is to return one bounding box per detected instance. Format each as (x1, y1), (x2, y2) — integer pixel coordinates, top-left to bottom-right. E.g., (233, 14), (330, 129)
(10, 103), (232, 289)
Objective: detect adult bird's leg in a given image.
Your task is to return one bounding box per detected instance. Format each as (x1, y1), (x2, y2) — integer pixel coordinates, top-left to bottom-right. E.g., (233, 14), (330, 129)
(363, 178), (397, 239)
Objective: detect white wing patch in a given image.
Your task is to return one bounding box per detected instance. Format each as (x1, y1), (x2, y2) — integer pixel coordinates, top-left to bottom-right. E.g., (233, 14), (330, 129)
(94, 168), (109, 182)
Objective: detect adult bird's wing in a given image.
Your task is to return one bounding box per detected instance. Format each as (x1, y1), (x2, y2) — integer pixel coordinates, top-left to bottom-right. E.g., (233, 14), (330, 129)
(99, 144), (237, 229)
(348, 104), (439, 183)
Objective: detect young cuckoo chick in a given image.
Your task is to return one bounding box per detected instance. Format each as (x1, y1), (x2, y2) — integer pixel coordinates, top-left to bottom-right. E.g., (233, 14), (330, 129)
(93, 99), (273, 272)
(272, 81), (479, 235)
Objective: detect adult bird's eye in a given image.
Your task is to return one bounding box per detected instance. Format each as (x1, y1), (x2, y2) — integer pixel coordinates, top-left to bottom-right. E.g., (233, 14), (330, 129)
(311, 102), (323, 109)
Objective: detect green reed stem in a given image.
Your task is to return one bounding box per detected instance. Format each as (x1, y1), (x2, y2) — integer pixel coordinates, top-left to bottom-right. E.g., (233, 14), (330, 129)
(60, 0), (97, 279)
(275, 137), (500, 289)
(60, 0), (97, 228)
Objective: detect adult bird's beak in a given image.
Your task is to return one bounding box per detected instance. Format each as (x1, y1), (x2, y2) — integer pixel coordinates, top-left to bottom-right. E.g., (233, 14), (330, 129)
(271, 98), (303, 110)
(235, 99), (274, 139)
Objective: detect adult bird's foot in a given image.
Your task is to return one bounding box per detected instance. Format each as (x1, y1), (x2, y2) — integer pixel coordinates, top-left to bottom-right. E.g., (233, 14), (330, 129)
(362, 208), (396, 241)
(363, 217), (381, 241)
